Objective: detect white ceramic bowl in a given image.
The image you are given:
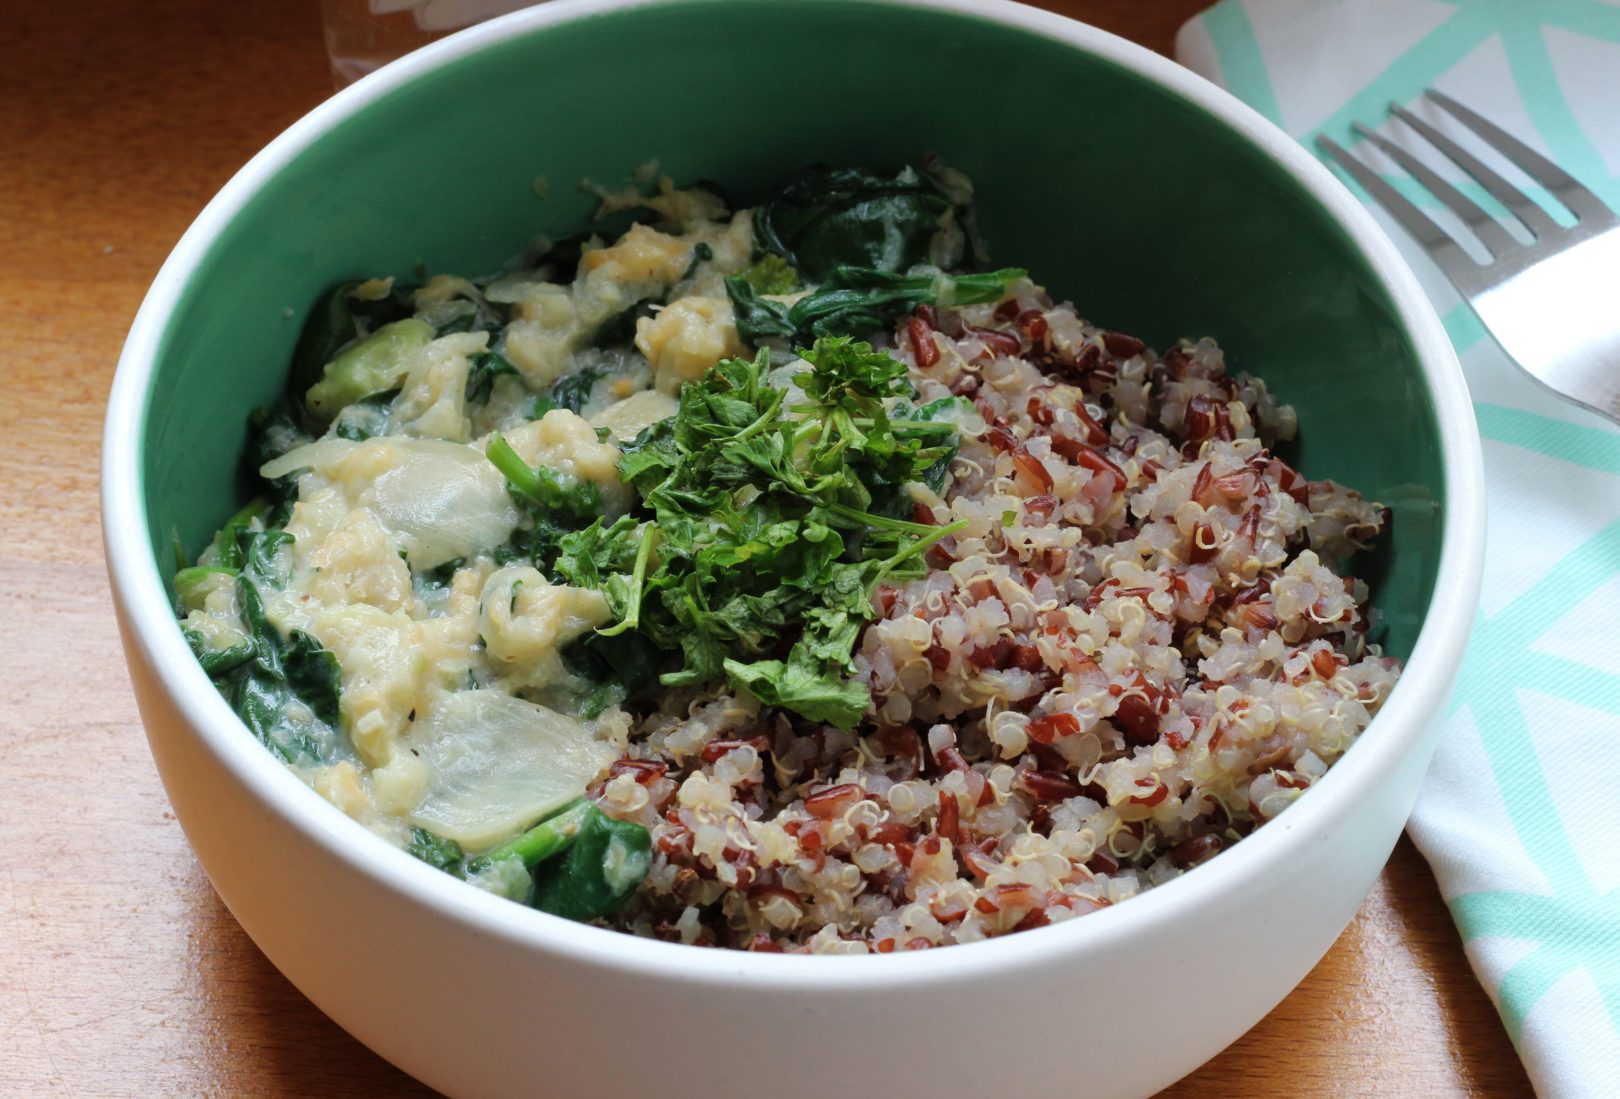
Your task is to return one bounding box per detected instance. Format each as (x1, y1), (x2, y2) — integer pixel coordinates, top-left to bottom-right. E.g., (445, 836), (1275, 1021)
(103, 2), (1485, 1096)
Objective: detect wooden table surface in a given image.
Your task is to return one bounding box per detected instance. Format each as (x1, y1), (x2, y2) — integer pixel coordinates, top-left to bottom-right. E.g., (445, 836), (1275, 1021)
(0, 1), (1533, 1095)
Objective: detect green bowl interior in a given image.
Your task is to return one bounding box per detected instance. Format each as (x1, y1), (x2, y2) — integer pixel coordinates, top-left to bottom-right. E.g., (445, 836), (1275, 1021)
(139, 0), (1443, 657)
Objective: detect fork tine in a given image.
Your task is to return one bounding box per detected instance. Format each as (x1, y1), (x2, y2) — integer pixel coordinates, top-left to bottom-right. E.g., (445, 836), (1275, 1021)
(1390, 104), (1561, 238)
(1352, 122), (1520, 258)
(1317, 135), (1476, 277)
(1424, 88), (1617, 226)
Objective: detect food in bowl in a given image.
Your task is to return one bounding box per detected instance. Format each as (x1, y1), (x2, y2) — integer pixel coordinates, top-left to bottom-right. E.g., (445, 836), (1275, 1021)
(174, 162), (1398, 951)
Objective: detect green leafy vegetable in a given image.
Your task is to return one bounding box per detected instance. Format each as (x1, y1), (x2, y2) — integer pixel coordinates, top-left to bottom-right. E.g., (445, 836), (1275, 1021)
(536, 366), (605, 417)
(487, 434), (602, 522)
(198, 497), (272, 572)
(180, 524), (344, 764)
(724, 278), (797, 344)
(406, 827), (466, 877)
(560, 628), (663, 719)
(907, 396), (975, 493)
(561, 339), (963, 728)
(464, 350), (520, 405)
(680, 241), (715, 282)
(553, 515), (652, 632)
(414, 556), (465, 593)
(484, 433), (609, 579)
(330, 390), (399, 442)
(727, 265), (1025, 347)
(754, 164), (968, 281)
(465, 798), (652, 920)
(289, 281), (364, 396)
(723, 644), (870, 728)
(591, 304), (647, 349)
(433, 294), (506, 339)
(530, 806), (653, 921)
(305, 316), (434, 420)
(244, 399), (312, 516)
(738, 253), (800, 294)
(182, 626), (253, 677)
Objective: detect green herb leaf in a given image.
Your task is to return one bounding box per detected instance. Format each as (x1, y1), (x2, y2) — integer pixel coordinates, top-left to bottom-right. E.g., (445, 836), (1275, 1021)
(551, 336), (962, 727)
(724, 645), (870, 729)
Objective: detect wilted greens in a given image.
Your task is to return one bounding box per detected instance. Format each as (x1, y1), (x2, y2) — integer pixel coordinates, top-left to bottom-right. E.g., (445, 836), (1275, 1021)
(752, 164), (969, 281)
(726, 265), (1024, 347)
(456, 798), (653, 920)
(181, 516), (344, 766)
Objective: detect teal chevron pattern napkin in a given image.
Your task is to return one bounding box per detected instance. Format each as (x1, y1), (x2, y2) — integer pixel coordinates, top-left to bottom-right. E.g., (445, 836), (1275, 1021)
(1176, 3), (1620, 1096)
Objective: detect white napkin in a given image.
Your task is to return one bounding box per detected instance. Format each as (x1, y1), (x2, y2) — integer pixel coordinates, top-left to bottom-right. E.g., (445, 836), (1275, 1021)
(1176, 4), (1620, 1096)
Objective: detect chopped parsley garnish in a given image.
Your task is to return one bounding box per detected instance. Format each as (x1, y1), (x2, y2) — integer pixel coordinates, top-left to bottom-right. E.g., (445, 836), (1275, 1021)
(508, 337), (963, 729)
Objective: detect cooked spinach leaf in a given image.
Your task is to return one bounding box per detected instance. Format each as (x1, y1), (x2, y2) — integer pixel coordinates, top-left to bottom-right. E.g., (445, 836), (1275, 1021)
(724, 279), (797, 344)
(182, 626), (253, 677)
(530, 805), (653, 921)
(487, 434), (602, 521)
(180, 524), (343, 765)
(245, 398), (312, 512)
(465, 798), (651, 920)
(561, 628), (664, 719)
(592, 304), (649, 350)
(464, 350), (520, 405)
(536, 366), (606, 417)
(330, 390), (399, 441)
(433, 293), (505, 338)
(485, 434), (606, 574)
(754, 164), (967, 281)
(727, 265), (1025, 347)
(407, 827), (466, 877)
(414, 556), (465, 592)
(289, 281), (363, 395)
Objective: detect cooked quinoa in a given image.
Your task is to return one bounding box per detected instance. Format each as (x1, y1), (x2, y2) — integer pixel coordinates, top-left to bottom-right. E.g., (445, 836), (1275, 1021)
(178, 164), (1398, 951)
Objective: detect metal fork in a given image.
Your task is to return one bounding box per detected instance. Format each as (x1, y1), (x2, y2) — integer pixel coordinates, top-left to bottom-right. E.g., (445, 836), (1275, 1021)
(1319, 89), (1620, 425)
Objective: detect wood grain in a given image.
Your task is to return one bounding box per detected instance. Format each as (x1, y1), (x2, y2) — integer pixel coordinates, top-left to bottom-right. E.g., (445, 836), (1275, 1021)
(0, 1), (1532, 1095)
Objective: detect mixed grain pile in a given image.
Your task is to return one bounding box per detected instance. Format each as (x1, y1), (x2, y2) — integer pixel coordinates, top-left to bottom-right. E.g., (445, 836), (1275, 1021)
(593, 284), (1398, 952)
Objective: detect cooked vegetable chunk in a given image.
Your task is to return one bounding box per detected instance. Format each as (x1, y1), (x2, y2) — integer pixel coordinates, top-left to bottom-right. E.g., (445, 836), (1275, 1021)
(306, 316), (434, 418)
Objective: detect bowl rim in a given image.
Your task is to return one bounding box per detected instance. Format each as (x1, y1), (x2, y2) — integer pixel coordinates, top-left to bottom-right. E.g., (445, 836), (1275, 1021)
(102, 0), (1485, 990)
